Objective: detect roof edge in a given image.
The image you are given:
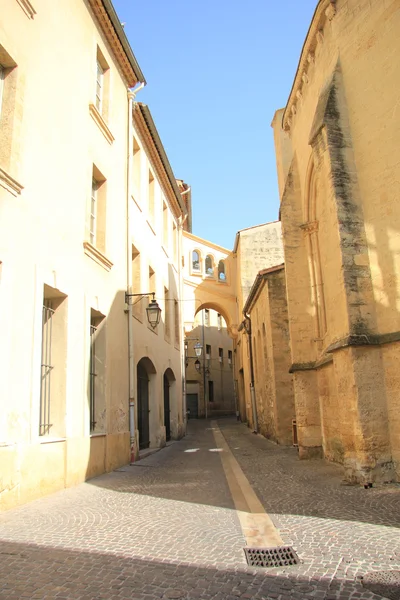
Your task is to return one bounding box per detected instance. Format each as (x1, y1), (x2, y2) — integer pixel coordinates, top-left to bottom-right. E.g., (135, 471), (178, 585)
(243, 263), (285, 314)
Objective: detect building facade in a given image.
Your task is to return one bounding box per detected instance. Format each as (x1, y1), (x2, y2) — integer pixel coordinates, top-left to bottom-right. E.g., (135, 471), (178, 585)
(0, 0), (188, 511)
(271, 0), (400, 482)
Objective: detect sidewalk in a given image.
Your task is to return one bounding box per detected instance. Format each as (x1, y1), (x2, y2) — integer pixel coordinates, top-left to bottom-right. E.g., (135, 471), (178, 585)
(0, 418), (399, 599)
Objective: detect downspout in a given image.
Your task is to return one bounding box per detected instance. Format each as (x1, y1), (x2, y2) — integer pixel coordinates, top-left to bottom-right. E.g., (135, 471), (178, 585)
(240, 314), (258, 433)
(126, 83), (145, 464)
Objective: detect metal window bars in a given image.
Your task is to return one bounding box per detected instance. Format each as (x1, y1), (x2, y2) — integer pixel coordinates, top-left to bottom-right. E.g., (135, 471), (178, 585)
(39, 303), (54, 435)
(90, 323), (97, 432)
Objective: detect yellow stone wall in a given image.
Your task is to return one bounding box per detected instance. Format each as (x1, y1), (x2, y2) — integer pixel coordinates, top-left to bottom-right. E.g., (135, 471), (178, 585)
(272, 0), (400, 482)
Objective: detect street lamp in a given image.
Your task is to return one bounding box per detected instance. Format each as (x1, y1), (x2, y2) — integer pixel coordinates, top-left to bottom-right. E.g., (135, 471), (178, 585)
(194, 359), (210, 377)
(125, 291), (162, 329)
(194, 342), (202, 357)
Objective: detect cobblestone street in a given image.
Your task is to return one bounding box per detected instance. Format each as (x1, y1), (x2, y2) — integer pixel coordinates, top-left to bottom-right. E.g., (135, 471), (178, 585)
(1, 419), (399, 600)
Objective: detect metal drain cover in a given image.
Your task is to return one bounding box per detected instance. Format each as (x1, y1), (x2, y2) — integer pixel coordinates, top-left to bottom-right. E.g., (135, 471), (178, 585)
(244, 546), (299, 568)
(361, 571), (400, 600)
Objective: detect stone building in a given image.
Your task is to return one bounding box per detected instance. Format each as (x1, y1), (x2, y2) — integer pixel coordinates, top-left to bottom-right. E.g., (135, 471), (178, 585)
(232, 222), (285, 424)
(0, 0), (188, 510)
(271, 0), (400, 482)
(185, 309), (235, 419)
(241, 265), (295, 445)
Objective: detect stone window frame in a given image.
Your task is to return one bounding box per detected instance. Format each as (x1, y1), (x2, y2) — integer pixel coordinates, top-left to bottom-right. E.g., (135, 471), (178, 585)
(217, 259), (227, 283)
(191, 249), (202, 276)
(205, 254), (215, 278)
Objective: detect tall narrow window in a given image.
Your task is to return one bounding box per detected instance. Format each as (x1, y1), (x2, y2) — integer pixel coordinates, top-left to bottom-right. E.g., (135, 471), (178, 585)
(174, 300), (179, 346)
(204, 309), (210, 327)
(205, 255), (214, 277)
(208, 381), (214, 403)
(164, 287), (171, 339)
(90, 178), (98, 246)
(206, 344), (211, 359)
(133, 137), (141, 189)
(89, 309), (106, 434)
(172, 222), (177, 262)
(192, 250), (200, 272)
(217, 313), (222, 330)
(89, 319), (97, 432)
(89, 166), (107, 252)
(95, 47), (110, 120)
(40, 301), (54, 436)
(163, 201), (168, 248)
(148, 170), (155, 223)
(95, 59), (104, 112)
(228, 350), (232, 365)
(132, 245), (142, 321)
(39, 286), (67, 438)
(218, 260), (226, 282)
(219, 347), (223, 363)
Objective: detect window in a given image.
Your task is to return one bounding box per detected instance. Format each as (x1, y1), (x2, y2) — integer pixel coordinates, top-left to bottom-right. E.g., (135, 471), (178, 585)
(172, 222), (177, 263)
(208, 381), (214, 403)
(192, 250), (200, 272)
(89, 165), (107, 252)
(204, 309), (210, 327)
(164, 287), (171, 340)
(39, 285), (68, 438)
(0, 46), (18, 178)
(218, 260), (226, 282)
(219, 347), (223, 363)
(174, 300), (179, 346)
(95, 60), (104, 112)
(148, 170), (155, 223)
(163, 202), (168, 248)
(89, 310), (106, 433)
(217, 313), (222, 330)
(133, 137), (141, 188)
(131, 245), (142, 321)
(205, 255), (214, 277)
(206, 344), (211, 359)
(95, 47), (109, 120)
(228, 350), (232, 365)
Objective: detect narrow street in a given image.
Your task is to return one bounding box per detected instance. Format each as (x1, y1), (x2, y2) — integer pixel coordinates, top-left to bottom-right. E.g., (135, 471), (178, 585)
(1, 420), (399, 600)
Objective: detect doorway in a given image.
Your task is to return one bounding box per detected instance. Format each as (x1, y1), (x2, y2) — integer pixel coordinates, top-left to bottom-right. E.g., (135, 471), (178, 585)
(137, 361), (150, 449)
(186, 393), (199, 418)
(163, 373), (171, 441)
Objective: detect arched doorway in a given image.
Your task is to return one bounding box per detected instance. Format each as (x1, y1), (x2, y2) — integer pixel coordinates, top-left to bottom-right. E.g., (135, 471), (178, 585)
(163, 373), (171, 441)
(137, 360), (150, 449)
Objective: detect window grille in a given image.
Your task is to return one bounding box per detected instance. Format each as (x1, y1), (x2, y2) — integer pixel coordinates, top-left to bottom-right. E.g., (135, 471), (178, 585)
(39, 303), (55, 435)
(96, 60), (103, 112)
(90, 323), (97, 432)
(90, 178), (97, 245)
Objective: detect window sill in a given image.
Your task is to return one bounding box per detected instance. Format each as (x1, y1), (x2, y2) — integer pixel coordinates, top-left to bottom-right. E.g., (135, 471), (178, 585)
(83, 241), (113, 271)
(39, 437), (66, 445)
(0, 167), (24, 197)
(190, 271), (202, 278)
(16, 0), (36, 18)
(89, 103), (115, 145)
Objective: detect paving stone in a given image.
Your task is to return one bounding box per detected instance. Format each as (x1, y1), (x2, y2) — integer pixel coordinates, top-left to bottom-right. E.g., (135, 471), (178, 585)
(0, 419), (399, 600)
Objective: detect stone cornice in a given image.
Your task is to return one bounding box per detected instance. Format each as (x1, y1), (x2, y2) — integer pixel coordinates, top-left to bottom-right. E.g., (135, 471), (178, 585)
(83, 241), (113, 271)
(325, 331), (400, 353)
(89, 103), (115, 144)
(87, 0), (145, 87)
(282, 0), (336, 132)
(16, 0), (36, 18)
(0, 167), (23, 197)
(133, 104), (187, 222)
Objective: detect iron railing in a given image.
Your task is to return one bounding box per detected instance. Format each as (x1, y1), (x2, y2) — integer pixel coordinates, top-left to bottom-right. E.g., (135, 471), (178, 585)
(39, 304), (54, 435)
(89, 324), (97, 432)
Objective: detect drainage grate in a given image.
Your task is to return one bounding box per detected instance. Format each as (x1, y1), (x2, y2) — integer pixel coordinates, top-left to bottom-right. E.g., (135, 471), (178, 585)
(244, 546), (299, 568)
(361, 570), (400, 600)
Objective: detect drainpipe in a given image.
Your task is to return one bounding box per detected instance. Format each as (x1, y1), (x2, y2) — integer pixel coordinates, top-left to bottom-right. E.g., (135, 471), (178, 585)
(126, 83), (145, 464)
(239, 314), (258, 433)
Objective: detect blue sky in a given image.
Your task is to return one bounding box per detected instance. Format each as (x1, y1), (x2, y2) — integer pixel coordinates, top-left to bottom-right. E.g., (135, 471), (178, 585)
(113, 0), (317, 250)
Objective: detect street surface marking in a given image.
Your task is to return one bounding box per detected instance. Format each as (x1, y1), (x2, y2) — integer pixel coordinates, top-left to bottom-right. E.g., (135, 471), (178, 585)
(211, 420), (283, 548)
